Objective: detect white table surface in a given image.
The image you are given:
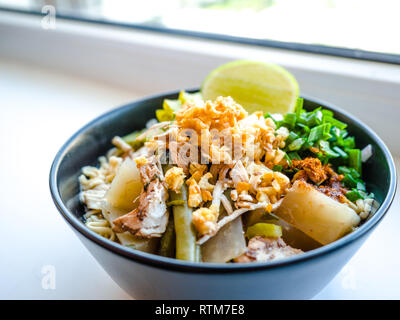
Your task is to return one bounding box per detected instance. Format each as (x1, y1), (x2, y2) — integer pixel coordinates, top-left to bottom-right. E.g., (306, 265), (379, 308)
(1, 58), (398, 300)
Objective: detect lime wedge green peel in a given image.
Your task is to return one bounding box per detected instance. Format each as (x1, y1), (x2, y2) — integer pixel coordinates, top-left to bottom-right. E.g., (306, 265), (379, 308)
(201, 60), (300, 115)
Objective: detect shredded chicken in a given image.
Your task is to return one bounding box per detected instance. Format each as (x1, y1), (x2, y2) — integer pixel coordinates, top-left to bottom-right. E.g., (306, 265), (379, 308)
(112, 153), (169, 238)
(80, 187), (108, 210)
(230, 160), (249, 187)
(135, 155), (164, 185)
(220, 194), (233, 215)
(112, 180), (168, 237)
(211, 181), (225, 210)
(234, 236), (303, 263)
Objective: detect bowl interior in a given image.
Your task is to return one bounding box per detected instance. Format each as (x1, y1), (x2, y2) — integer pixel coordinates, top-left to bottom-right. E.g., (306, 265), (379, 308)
(53, 90), (395, 263)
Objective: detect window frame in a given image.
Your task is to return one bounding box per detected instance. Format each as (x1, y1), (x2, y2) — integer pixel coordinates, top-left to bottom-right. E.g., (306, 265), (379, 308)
(1, 6), (399, 65)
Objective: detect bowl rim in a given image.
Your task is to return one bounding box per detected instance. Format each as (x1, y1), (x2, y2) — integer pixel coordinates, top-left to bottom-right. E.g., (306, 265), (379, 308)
(49, 88), (397, 274)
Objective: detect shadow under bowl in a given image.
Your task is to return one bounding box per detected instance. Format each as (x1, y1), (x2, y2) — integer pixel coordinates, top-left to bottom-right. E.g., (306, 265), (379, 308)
(50, 89), (396, 299)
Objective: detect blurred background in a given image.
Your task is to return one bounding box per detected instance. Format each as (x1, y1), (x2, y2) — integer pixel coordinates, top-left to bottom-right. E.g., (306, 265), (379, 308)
(0, 0), (399, 300)
(2, 0), (400, 57)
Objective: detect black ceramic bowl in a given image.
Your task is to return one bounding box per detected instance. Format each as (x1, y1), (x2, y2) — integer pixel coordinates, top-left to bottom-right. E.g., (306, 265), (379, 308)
(50, 89), (396, 299)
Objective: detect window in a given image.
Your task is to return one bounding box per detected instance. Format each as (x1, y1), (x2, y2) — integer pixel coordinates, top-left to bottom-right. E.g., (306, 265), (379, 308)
(1, 0), (399, 63)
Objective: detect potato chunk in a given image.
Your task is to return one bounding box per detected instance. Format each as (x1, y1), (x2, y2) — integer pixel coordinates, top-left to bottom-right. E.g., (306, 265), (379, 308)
(201, 217), (246, 263)
(275, 180), (360, 245)
(106, 157), (143, 211)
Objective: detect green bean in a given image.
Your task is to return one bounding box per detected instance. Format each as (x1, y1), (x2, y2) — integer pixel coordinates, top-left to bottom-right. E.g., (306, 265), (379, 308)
(170, 185), (200, 262)
(195, 242), (202, 262)
(159, 212), (176, 258)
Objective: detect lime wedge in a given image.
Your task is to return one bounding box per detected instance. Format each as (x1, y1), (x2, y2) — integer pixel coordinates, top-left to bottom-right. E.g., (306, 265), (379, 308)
(201, 60), (299, 115)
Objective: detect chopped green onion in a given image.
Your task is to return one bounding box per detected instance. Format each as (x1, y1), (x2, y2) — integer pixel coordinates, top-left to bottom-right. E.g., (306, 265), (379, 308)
(348, 149), (362, 175)
(296, 122), (310, 134)
(284, 153), (292, 166)
(265, 112), (283, 123)
(283, 113), (297, 128)
(356, 181), (366, 191)
(331, 127), (341, 138)
(343, 173), (358, 188)
(323, 116), (347, 130)
(286, 131), (299, 144)
(346, 189), (363, 202)
(295, 98), (304, 118)
(342, 137), (356, 149)
(276, 104), (369, 201)
(303, 108), (323, 127)
(308, 123), (331, 143)
(346, 189), (366, 202)
(332, 146), (348, 158)
(273, 165), (283, 172)
(288, 151), (301, 160)
(321, 109), (334, 117)
(338, 166), (360, 178)
(302, 140), (313, 150)
(288, 138), (305, 151)
(338, 166), (351, 174)
(297, 111), (308, 124)
(318, 140), (339, 158)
